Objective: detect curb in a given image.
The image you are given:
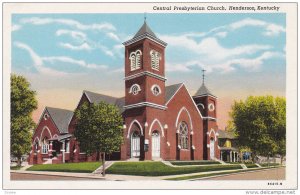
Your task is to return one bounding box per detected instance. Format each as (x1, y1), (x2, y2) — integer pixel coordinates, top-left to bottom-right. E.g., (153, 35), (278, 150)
(188, 166), (283, 180)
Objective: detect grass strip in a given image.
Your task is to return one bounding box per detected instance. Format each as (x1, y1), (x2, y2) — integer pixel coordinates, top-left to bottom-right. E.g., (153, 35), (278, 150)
(170, 160), (220, 166)
(106, 162), (242, 176)
(165, 167), (279, 180)
(26, 162), (102, 173)
(260, 163), (280, 167)
(10, 166), (22, 170)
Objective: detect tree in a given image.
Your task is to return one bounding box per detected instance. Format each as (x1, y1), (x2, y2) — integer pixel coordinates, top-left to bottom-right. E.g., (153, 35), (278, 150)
(74, 101), (123, 176)
(11, 74), (37, 166)
(229, 96), (286, 162)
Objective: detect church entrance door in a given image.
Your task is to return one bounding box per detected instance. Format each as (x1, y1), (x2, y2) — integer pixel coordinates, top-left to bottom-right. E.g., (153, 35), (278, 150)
(210, 138), (215, 159)
(131, 131), (140, 158)
(152, 131), (160, 159)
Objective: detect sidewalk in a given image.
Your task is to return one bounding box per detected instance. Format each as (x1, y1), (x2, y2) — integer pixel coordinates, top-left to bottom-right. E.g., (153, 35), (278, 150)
(11, 170), (105, 180)
(11, 166), (281, 181)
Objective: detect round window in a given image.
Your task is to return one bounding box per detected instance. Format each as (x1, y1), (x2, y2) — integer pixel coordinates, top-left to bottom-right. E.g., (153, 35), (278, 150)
(151, 85), (161, 96)
(132, 85), (139, 95)
(208, 103), (215, 111)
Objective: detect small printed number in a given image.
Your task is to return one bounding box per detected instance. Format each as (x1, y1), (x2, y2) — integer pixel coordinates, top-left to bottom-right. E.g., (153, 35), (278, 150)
(267, 182), (282, 185)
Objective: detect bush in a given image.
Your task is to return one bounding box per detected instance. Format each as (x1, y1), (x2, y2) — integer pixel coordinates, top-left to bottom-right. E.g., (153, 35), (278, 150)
(106, 162), (242, 176)
(245, 164), (258, 168)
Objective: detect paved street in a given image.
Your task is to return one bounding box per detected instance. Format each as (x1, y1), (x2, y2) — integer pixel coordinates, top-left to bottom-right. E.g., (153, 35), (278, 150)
(199, 167), (285, 180)
(11, 172), (102, 180)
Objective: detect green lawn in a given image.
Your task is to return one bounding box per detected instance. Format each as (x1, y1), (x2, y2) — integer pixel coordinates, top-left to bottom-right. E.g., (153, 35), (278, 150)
(106, 162), (242, 176)
(260, 163), (280, 167)
(26, 162), (102, 173)
(245, 164), (258, 168)
(10, 166), (22, 170)
(170, 160), (220, 166)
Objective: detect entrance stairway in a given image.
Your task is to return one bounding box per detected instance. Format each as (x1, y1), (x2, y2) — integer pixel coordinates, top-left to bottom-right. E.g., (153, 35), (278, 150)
(42, 158), (53, 164)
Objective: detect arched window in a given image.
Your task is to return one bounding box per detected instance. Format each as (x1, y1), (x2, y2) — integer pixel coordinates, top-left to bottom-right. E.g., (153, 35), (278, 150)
(34, 140), (39, 152)
(129, 50), (142, 71)
(151, 84), (161, 96)
(129, 84), (141, 95)
(129, 52), (136, 71)
(135, 50), (142, 69)
(179, 122), (188, 149)
(150, 50), (160, 71)
(41, 137), (49, 154)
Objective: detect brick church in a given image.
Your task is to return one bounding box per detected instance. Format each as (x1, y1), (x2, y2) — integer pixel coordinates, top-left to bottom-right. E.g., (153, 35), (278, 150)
(28, 21), (221, 164)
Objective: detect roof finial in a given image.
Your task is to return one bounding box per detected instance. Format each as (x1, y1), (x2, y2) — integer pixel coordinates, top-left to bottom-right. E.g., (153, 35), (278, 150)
(202, 69), (206, 84)
(144, 12), (147, 22)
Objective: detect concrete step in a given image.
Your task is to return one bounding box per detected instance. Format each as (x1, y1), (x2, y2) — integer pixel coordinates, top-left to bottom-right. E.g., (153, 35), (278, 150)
(42, 159), (52, 164)
(240, 164), (248, 169)
(93, 161), (114, 174)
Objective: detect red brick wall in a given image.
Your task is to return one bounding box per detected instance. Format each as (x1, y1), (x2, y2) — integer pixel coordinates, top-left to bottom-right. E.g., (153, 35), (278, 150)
(32, 109), (61, 145)
(165, 85), (204, 161)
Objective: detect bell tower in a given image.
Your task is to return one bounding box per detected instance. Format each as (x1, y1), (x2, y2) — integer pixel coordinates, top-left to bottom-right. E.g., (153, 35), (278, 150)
(121, 20), (168, 160)
(193, 70), (219, 160)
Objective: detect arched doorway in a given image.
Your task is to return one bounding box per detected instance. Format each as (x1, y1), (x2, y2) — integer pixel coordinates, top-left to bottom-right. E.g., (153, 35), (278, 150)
(131, 131), (140, 158)
(210, 137), (215, 159)
(152, 130), (160, 159)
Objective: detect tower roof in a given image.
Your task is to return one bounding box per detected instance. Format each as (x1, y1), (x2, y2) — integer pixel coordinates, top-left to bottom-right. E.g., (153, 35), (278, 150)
(133, 21), (157, 38)
(123, 21), (167, 47)
(194, 83), (216, 97)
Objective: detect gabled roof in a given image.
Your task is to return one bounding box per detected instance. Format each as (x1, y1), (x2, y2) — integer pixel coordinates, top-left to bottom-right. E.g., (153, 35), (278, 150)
(134, 21), (157, 38)
(46, 107), (73, 134)
(194, 83), (216, 97)
(165, 83), (183, 104)
(83, 90), (125, 113)
(217, 130), (236, 139)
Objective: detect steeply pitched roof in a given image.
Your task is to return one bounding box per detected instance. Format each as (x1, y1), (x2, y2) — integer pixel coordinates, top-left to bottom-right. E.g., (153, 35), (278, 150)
(83, 90), (125, 113)
(134, 21), (157, 38)
(123, 21), (167, 47)
(46, 107), (73, 134)
(84, 90), (118, 104)
(194, 83), (216, 97)
(165, 83), (183, 104)
(217, 130), (236, 139)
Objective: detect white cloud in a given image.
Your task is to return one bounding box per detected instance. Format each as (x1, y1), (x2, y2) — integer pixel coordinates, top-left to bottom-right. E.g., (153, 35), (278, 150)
(161, 35), (271, 61)
(14, 42), (108, 75)
(166, 51), (284, 73)
(264, 23), (285, 36)
(12, 24), (22, 32)
(42, 56), (107, 70)
(20, 17), (116, 32)
(14, 42), (67, 76)
(229, 18), (266, 30)
(181, 17), (285, 40)
(59, 42), (92, 51)
(56, 29), (87, 40)
(229, 18), (285, 37)
(214, 31), (227, 38)
(106, 32), (120, 41)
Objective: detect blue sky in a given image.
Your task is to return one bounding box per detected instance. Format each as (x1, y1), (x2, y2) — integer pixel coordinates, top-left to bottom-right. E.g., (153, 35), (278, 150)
(11, 13), (286, 128)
